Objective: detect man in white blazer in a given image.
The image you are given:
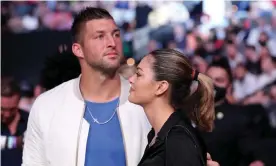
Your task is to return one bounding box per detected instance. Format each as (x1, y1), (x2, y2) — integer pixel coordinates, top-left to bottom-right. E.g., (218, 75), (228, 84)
(22, 7), (219, 166)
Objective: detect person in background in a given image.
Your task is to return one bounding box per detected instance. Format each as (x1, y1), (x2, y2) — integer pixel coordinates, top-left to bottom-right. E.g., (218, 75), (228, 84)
(225, 40), (244, 69)
(201, 59), (271, 166)
(244, 44), (262, 76)
(18, 81), (34, 112)
(173, 24), (186, 50)
(258, 31), (269, 49)
(129, 49), (215, 166)
(18, 81), (45, 112)
(259, 46), (271, 61)
(121, 22), (134, 59)
(258, 56), (276, 89)
(1, 76), (29, 166)
(267, 85), (276, 129)
(245, 90), (276, 166)
(233, 63), (258, 101)
(192, 55), (209, 74)
(33, 84), (45, 99)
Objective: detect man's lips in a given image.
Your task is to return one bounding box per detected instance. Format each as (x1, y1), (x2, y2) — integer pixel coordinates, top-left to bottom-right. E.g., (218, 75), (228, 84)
(106, 52), (118, 57)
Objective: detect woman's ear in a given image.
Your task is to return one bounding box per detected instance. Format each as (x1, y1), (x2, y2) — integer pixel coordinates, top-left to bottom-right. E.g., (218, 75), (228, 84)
(155, 81), (169, 96)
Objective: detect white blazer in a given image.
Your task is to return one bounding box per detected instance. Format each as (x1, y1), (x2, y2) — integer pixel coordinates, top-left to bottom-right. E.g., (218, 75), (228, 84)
(22, 76), (151, 166)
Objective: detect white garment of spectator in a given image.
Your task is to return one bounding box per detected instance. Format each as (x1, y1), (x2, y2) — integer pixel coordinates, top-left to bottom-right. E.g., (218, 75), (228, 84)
(257, 69), (276, 89)
(227, 52), (245, 69)
(148, 2), (189, 29)
(233, 73), (259, 100)
(22, 15), (39, 31)
(267, 39), (276, 57)
(246, 25), (271, 46)
(111, 8), (135, 26)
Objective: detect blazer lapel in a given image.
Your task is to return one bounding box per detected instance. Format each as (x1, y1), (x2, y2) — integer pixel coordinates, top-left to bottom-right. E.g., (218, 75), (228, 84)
(77, 119), (89, 166)
(47, 77), (86, 166)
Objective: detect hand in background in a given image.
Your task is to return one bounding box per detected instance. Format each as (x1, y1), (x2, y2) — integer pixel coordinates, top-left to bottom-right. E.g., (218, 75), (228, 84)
(249, 160), (265, 166)
(207, 153), (220, 166)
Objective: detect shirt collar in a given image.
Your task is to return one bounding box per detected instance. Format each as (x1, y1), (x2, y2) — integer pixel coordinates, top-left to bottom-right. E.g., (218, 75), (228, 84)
(147, 111), (189, 142)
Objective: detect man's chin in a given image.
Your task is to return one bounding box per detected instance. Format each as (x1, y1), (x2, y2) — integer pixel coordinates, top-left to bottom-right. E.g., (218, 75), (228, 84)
(2, 120), (11, 125)
(105, 63), (121, 71)
(102, 66), (120, 76)
(89, 61), (121, 75)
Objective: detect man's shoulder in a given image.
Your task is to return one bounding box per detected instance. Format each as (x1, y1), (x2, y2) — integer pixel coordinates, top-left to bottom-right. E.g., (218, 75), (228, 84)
(29, 78), (79, 127)
(37, 78), (77, 101)
(32, 78), (78, 110)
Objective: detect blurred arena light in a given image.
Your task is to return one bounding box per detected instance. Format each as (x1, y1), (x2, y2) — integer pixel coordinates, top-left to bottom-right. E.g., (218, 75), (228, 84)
(127, 58), (135, 66)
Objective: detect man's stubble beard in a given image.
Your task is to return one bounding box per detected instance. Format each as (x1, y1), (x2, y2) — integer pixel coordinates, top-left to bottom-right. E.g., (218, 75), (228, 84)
(2, 115), (16, 126)
(88, 57), (123, 78)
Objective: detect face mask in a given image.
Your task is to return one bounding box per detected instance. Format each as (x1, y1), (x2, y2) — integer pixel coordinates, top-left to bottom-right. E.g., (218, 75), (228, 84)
(258, 40), (267, 47)
(214, 85), (227, 102)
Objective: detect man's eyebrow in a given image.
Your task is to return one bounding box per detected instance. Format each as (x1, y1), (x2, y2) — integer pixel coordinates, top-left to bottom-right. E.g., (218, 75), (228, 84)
(94, 28), (120, 34)
(112, 28), (120, 33)
(95, 30), (105, 34)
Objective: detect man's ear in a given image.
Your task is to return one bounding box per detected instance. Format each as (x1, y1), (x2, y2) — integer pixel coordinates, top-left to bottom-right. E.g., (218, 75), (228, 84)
(155, 81), (169, 96)
(72, 43), (84, 58)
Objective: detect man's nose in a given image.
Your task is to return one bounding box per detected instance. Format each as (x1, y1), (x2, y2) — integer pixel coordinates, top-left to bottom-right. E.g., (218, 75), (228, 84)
(106, 36), (116, 48)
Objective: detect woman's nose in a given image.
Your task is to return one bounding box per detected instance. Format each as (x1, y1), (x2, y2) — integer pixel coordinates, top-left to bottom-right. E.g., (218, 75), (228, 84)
(128, 75), (134, 84)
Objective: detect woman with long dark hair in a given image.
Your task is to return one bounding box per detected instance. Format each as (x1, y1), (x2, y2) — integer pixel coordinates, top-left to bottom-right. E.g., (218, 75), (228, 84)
(128, 49), (215, 166)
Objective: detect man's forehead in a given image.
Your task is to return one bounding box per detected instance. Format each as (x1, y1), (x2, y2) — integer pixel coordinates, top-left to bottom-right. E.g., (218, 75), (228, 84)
(207, 67), (228, 77)
(1, 95), (20, 104)
(85, 19), (118, 32)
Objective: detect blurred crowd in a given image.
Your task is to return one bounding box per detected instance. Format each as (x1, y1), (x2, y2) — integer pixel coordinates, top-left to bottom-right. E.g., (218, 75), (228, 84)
(1, 1), (154, 33)
(1, 1), (101, 33)
(2, 1), (276, 166)
(141, 1), (276, 129)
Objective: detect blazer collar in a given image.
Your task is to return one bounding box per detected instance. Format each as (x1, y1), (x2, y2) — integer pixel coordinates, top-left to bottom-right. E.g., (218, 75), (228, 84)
(73, 74), (130, 105)
(147, 111), (190, 143)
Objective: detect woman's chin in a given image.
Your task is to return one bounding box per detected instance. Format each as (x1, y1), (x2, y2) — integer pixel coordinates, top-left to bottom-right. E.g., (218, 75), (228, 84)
(128, 96), (133, 103)
(128, 95), (137, 104)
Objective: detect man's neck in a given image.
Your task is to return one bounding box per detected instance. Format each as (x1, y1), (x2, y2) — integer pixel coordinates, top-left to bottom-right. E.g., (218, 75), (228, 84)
(80, 69), (121, 102)
(8, 112), (20, 135)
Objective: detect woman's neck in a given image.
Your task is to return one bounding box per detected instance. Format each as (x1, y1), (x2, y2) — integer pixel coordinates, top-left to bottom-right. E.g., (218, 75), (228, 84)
(143, 100), (174, 135)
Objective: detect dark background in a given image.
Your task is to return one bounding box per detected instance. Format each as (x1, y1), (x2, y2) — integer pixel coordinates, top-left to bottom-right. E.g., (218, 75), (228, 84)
(2, 31), (72, 84)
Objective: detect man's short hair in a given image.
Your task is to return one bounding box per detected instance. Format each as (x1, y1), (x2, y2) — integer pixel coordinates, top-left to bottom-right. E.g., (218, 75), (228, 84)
(71, 7), (114, 43)
(1, 76), (21, 97)
(208, 57), (233, 83)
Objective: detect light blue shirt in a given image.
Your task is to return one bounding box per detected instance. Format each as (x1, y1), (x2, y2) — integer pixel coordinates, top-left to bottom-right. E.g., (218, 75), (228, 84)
(84, 98), (126, 166)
